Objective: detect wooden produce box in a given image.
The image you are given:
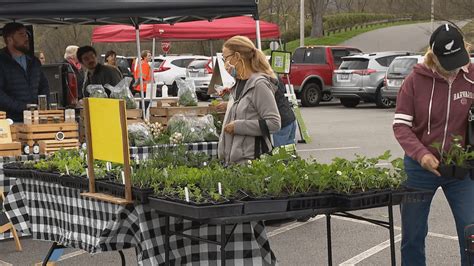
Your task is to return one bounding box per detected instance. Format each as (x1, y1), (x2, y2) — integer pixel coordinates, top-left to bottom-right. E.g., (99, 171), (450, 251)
(39, 139), (79, 155)
(37, 110), (65, 122)
(126, 109), (143, 124)
(208, 104), (226, 122)
(16, 122), (79, 147)
(10, 124), (19, 142)
(149, 106), (210, 126)
(0, 111), (5, 120)
(0, 142), (21, 156)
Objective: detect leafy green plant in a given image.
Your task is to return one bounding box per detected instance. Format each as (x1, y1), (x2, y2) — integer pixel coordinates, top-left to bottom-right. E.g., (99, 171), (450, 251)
(431, 136), (474, 166)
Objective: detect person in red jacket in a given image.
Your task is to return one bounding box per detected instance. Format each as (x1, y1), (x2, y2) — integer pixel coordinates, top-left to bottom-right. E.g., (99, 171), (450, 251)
(393, 24), (474, 265)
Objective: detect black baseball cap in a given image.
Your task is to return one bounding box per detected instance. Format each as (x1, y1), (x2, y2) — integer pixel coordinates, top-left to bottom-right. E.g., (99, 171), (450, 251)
(429, 24), (469, 71)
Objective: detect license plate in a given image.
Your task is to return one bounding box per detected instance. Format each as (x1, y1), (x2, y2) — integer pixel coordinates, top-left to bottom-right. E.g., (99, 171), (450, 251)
(188, 72), (198, 77)
(388, 79), (403, 86)
(338, 74), (350, 81)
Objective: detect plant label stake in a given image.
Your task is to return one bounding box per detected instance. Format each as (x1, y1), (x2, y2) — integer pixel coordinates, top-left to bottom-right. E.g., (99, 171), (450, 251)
(135, 156), (140, 165)
(218, 182), (222, 195)
(65, 165), (69, 176)
(121, 171), (125, 185)
(185, 187), (190, 202)
(106, 162), (111, 172)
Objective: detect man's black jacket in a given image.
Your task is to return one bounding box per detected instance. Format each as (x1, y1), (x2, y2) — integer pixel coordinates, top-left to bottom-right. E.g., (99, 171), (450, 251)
(0, 48), (49, 122)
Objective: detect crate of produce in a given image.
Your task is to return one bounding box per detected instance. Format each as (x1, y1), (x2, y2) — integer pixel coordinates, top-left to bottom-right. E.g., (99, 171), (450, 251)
(16, 122), (79, 154)
(126, 109), (143, 124)
(0, 142), (22, 156)
(0, 111), (5, 119)
(149, 106), (210, 126)
(39, 139), (79, 154)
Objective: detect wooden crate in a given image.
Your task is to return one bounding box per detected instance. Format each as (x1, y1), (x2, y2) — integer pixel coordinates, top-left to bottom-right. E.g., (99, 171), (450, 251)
(0, 142), (21, 156)
(39, 139), (79, 154)
(126, 109), (143, 124)
(10, 124), (19, 142)
(155, 98), (179, 107)
(149, 106), (209, 126)
(16, 122), (79, 147)
(24, 110), (65, 123)
(208, 104), (226, 122)
(0, 111), (5, 120)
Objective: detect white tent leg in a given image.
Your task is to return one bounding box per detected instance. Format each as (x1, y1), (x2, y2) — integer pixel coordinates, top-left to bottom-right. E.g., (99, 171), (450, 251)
(147, 38), (156, 119)
(255, 19), (262, 50)
(135, 28), (146, 119)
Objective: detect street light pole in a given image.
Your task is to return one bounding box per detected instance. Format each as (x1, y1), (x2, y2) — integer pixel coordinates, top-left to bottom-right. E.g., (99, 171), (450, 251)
(300, 0), (304, 47)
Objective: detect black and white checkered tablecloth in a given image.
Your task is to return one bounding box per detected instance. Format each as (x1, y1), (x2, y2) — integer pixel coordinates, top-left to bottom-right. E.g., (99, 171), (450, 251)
(1, 177), (277, 265)
(129, 142), (218, 161)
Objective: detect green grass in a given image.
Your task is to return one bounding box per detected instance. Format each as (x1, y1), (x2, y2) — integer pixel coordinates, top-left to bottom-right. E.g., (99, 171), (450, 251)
(279, 20), (425, 54)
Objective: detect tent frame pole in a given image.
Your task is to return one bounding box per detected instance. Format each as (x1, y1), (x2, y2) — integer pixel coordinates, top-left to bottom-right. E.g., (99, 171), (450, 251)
(134, 24), (146, 119)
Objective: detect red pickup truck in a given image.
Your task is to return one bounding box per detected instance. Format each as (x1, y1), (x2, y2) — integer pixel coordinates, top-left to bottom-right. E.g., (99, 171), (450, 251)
(282, 46), (362, 107)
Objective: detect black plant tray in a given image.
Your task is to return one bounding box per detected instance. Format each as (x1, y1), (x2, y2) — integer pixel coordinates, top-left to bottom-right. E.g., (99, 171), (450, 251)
(336, 189), (392, 211)
(96, 180), (154, 204)
(391, 187), (434, 205)
(59, 175), (90, 191)
(438, 164), (454, 178)
(287, 192), (335, 211)
(148, 196), (244, 220)
(32, 170), (62, 185)
(2, 166), (32, 179)
(453, 164), (473, 180)
(238, 198), (289, 215)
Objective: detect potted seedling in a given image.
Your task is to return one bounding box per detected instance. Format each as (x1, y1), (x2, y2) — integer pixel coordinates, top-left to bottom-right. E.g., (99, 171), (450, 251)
(431, 136), (474, 180)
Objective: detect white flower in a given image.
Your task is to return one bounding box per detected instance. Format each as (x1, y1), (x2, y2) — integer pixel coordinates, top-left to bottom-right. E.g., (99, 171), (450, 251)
(337, 170), (342, 176)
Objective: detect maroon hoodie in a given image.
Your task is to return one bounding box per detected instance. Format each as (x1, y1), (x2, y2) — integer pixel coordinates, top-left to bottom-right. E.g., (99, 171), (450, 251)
(393, 63), (474, 162)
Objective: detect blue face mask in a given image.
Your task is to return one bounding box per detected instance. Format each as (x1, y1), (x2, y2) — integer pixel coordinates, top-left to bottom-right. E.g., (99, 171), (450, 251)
(227, 64), (237, 78)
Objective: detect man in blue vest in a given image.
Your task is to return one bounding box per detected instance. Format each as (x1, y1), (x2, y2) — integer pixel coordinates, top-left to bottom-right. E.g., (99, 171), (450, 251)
(0, 22), (49, 122)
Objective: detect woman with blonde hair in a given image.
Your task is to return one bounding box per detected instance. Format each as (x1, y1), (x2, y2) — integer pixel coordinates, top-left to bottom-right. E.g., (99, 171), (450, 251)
(393, 24), (474, 265)
(218, 36), (281, 164)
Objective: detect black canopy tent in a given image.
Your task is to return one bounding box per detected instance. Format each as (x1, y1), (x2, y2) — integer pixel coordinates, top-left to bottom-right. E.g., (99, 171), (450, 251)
(0, 0), (260, 117)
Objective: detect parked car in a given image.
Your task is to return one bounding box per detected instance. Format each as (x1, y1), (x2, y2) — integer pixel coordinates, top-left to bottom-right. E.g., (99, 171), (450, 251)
(183, 58), (213, 101)
(153, 55), (209, 96)
(331, 51), (413, 108)
(382, 55), (424, 102)
(282, 45), (362, 107)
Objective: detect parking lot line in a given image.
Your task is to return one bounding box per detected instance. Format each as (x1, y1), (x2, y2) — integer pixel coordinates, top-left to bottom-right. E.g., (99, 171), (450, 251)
(57, 250), (87, 262)
(0, 259), (13, 266)
(297, 147), (361, 152)
(268, 215), (324, 238)
(339, 234), (402, 265)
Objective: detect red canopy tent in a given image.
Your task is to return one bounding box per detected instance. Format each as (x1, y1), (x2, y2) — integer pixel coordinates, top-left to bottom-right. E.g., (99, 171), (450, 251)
(92, 16), (280, 42)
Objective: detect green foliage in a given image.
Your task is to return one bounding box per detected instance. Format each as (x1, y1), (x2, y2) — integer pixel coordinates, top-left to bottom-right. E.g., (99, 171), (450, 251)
(431, 136), (474, 166)
(178, 90), (198, 106)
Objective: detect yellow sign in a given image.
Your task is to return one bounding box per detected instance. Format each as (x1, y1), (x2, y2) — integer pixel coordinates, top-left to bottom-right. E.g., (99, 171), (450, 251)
(88, 98), (126, 164)
(0, 120), (12, 144)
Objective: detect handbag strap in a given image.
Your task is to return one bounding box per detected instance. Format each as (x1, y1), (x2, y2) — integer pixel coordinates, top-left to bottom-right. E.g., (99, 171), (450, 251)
(467, 103), (474, 147)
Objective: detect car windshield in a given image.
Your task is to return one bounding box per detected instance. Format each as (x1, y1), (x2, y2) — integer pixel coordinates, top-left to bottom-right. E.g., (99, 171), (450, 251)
(339, 58), (369, 70)
(387, 58), (418, 75)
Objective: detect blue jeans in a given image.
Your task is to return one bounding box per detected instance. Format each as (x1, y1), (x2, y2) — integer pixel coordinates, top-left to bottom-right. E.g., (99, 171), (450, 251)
(402, 156), (474, 266)
(272, 120), (296, 147)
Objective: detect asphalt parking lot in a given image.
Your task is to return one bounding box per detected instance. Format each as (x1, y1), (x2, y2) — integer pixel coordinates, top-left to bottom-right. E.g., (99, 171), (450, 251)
(0, 101), (464, 265)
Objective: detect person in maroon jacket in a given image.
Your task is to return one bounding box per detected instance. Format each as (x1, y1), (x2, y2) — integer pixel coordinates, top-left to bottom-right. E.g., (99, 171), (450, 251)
(393, 24), (474, 265)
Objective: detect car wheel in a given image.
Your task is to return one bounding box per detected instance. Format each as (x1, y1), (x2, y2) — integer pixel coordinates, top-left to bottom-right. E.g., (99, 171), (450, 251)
(322, 92), (333, 102)
(340, 98), (360, 108)
(375, 85), (394, 108)
(170, 82), (178, 96)
(301, 83), (322, 107)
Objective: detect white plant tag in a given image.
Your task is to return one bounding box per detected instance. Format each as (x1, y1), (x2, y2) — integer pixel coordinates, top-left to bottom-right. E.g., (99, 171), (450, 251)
(106, 162), (111, 171)
(185, 187), (190, 202)
(218, 182), (222, 195)
(65, 165), (69, 175)
(121, 171), (125, 185)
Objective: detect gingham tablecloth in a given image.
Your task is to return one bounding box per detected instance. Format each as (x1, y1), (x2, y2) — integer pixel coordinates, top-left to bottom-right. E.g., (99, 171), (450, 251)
(1, 177), (276, 265)
(129, 142), (218, 161)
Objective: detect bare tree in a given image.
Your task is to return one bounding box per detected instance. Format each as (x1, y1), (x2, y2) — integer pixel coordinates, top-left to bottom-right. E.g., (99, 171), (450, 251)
(309, 0), (330, 37)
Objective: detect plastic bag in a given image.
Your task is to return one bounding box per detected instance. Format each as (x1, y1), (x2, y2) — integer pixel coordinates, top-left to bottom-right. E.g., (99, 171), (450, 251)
(86, 85), (108, 98)
(177, 79), (198, 106)
(167, 114), (219, 143)
(105, 77), (137, 109)
(127, 123), (153, 147)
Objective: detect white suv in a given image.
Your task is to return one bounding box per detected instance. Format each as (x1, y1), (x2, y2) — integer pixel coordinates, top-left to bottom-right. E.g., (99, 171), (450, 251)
(153, 55), (209, 95)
